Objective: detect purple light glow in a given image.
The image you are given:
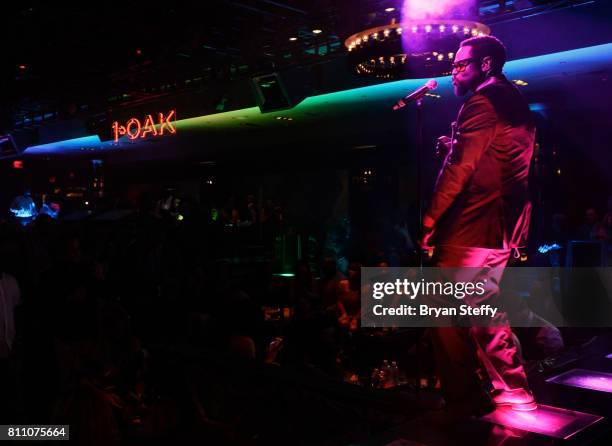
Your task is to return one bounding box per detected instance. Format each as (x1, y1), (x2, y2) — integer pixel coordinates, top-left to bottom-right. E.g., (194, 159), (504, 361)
(401, 0), (475, 20)
(399, 1), (479, 61)
(606, 353), (612, 359)
(546, 368), (612, 393)
(481, 404), (603, 439)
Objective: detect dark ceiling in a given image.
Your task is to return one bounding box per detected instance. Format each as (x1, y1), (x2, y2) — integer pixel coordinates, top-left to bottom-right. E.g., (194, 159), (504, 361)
(0, 0), (603, 134)
(4, 1), (364, 115)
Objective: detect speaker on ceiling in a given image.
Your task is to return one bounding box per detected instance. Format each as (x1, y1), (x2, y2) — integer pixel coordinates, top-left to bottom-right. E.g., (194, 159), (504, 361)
(251, 67), (312, 113)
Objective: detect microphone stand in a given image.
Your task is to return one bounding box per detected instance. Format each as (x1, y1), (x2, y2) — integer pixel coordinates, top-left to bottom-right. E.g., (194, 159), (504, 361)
(394, 90), (433, 400)
(416, 98), (425, 272)
(415, 97), (424, 398)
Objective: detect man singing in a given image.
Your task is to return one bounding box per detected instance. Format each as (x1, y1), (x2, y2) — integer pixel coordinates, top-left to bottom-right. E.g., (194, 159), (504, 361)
(421, 35), (537, 416)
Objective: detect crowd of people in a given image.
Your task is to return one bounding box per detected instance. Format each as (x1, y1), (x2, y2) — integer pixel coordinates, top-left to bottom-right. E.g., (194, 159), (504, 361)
(0, 191), (415, 445)
(545, 199), (612, 244)
(576, 202), (612, 242)
(1, 189), (610, 444)
(534, 196), (612, 267)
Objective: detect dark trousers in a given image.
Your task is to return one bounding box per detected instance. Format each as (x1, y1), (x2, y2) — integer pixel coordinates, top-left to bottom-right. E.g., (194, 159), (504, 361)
(430, 245), (529, 402)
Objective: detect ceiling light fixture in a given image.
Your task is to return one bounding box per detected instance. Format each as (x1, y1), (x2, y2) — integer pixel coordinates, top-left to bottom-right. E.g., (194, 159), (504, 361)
(345, 19), (490, 79)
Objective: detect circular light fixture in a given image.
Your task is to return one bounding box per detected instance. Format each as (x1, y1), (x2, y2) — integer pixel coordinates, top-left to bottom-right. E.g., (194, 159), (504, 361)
(289, 37), (297, 41)
(345, 19), (491, 79)
(312, 29), (322, 34)
(385, 7), (395, 12)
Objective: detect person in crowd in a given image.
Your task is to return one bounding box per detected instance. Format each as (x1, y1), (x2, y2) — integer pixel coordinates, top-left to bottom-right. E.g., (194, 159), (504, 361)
(577, 207), (599, 240)
(0, 268), (21, 422)
(337, 262), (361, 332)
(245, 194), (258, 224)
(591, 221), (609, 241)
(319, 256), (345, 313)
(290, 259), (319, 317)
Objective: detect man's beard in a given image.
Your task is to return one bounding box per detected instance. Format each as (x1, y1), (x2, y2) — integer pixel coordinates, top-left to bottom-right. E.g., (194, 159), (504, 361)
(454, 72), (487, 97)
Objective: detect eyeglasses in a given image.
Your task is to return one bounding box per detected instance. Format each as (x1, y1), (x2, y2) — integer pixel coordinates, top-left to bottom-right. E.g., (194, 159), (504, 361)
(451, 58), (478, 73)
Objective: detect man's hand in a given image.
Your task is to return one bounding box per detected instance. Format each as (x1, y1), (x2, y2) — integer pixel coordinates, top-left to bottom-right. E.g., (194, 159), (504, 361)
(435, 135), (455, 158)
(419, 225), (435, 251)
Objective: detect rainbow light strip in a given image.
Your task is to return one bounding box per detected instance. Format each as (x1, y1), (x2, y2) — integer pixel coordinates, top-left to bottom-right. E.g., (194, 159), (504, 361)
(21, 43), (612, 156)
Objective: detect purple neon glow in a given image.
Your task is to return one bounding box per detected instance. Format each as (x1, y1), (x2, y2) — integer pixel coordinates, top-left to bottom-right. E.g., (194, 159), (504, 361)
(606, 353), (612, 359)
(546, 368), (612, 393)
(482, 404), (603, 440)
(401, 0), (475, 20)
(399, 1), (477, 56)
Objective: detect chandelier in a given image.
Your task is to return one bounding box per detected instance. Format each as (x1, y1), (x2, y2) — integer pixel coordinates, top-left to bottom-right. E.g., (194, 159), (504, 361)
(345, 19), (491, 79)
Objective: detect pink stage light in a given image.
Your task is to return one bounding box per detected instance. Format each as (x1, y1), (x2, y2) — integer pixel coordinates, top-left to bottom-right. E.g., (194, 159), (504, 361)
(546, 368), (612, 393)
(402, 0), (473, 20)
(481, 404), (603, 439)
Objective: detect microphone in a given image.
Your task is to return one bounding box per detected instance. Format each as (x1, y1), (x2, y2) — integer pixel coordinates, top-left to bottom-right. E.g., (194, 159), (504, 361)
(392, 79), (438, 110)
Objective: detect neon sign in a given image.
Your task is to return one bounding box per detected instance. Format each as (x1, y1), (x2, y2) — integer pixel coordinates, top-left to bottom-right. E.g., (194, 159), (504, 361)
(112, 109), (176, 142)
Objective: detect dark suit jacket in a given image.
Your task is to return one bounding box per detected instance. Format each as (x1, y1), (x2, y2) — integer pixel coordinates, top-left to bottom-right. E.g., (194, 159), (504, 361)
(425, 75), (536, 249)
